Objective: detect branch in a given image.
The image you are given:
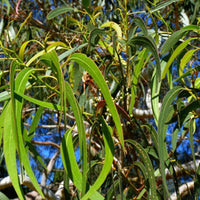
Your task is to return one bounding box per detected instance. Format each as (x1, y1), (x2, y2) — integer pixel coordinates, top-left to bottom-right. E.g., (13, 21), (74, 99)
(169, 181), (194, 200)
(0, 175), (59, 200)
(31, 140), (60, 149)
(41, 150), (60, 187)
(157, 159), (200, 184)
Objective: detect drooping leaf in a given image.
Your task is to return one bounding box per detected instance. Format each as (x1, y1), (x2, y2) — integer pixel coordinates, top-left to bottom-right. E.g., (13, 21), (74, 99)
(0, 19), (4, 37)
(174, 66), (200, 82)
(14, 68), (44, 197)
(128, 35), (161, 84)
(19, 40), (44, 61)
(194, 164), (200, 199)
(189, 118), (197, 170)
(141, 124), (158, 152)
(61, 129), (83, 193)
(133, 161), (148, 180)
(158, 86), (183, 198)
(26, 142), (47, 171)
(161, 25), (200, 54)
(65, 81), (88, 196)
(167, 99), (200, 125)
(126, 139), (158, 200)
(89, 28), (106, 49)
(151, 67), (161, 124)
(2, 0), (11, 15)
(69, 53), (124, 150)
(14, 91), (60, 110)
(3, 61), (25, 199)
(129, 48), (149, 115)
(3, 103), (25, 200)
(129, 17), (148, 37)
(82, 116), (114, 200)
(61, 129), (104, 200)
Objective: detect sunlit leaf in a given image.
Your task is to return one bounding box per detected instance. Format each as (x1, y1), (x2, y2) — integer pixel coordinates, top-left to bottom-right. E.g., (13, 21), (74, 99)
(189, 118), (197, 170)
(179, 49), (199, 78)
(0, 91), (10, 102)
(101, 21), (122, 38)
(162, 37), (197, 79)
(28, 107), (44, 140)
(61, 129), (104, 200)
(19, 40), (44, 61)
(129, 49), (149, 115)
(65, 81), (87, 196)
(14, 68), (44, 197)
(3, 103), (25, 200)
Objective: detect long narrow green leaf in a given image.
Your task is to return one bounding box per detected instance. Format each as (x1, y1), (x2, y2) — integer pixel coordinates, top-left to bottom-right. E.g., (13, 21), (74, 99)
(59, 43), (88, 62)
(129, 49), (149, 115)
(14, 68), (44, 197)
(150, 0), (181, 12)
(14, 91), (60, 110)
(47, 6), (76, 20)
(19, 40), (44, 61)
(161, 25), (200, 54)
(179, 49), (199, 78)
(89, 28), (106, 50)
(0, 192), (10, 200)
(3, 61), (25, 199)
(28, 107), (44, 140)
(152, 69), (162, 125)
(82, 117), (114, 200)
(128, 36), (161, 87)
(189, 118), (197, 170)
(69, 53), (124, 150)
(60, 129), (104, 200)
(129, 17), (148, 37)
(3, 103), (25, 200)
(0, 102), (9, 145)
(65, 81), (87, 196)
(133, 161), (148, 180)
(161, 37), (197, 79)
(158, 86), (182, 198)
(126, 139), (158, 200)
(141, 124), (158, 152)
(61, 129), (83, 192)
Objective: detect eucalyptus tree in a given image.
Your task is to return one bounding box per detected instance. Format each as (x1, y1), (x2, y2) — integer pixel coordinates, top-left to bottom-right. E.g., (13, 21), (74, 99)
(0, 0), (200, 199)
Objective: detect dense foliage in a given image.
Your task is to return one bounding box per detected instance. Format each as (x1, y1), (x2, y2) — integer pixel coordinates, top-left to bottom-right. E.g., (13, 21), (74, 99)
(0, 0), (200, 199)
